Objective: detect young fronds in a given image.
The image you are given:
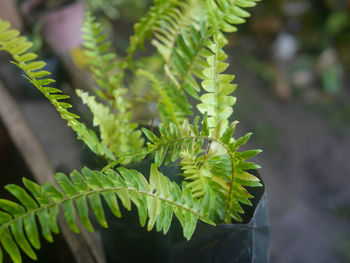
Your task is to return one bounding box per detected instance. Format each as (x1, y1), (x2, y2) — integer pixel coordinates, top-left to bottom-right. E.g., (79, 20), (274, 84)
(81, 12), (118, 99)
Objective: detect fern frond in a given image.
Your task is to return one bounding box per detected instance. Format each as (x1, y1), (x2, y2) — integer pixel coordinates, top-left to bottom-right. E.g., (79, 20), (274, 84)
(127, 0), (181, 58)
(166, 0), (259, 99)
(168, 21), (211, 99)
(179, 150), (208, 198)
(142, 120), (202, 168)
(0, 165), (214, 263)
(76, 90), (145, 164)
(151, 0), (201, 64)
(82, 12), (118, 99)
(136, 70), (192, 127)
(142, 116), (262, 223)
(0, 18), (114, 160)
(206, 0), (260, 34)
(116, 0), (187, 84)
(197, 37), (237, 135)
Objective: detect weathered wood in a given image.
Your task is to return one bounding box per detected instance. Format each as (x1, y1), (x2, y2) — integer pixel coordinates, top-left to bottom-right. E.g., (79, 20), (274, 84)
(0, 80), (106, 263)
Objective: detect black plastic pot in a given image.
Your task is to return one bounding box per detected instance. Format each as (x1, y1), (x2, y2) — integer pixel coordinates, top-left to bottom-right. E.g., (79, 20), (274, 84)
(96, 156), (270, 263)
(170, 195), (269, 263)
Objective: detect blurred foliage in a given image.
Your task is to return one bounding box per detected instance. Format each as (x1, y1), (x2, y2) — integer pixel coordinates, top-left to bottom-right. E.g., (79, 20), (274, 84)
(84, 0), (151, 20)
(236, 0), (350, 101)
(333, 204), (350, 262)
(338, 236), (350, 263)
(25, 21), (43, 54)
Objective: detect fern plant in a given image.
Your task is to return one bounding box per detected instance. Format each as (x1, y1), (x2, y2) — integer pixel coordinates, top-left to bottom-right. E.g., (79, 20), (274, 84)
(0, 0), (263, 262)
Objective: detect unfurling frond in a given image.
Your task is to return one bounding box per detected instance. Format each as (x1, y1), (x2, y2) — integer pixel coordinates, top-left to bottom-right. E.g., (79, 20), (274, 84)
(0, 18), (114, 160)
(0, 165), (214, 263)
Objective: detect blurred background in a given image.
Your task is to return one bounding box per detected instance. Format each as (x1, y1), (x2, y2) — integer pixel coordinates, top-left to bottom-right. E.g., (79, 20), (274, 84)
(0, 0), (349, 262)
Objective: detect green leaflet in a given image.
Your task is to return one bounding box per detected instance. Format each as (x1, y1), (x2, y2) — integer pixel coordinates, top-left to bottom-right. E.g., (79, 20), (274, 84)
(0, 18), (114, 160)
(0, 165), (214, 263)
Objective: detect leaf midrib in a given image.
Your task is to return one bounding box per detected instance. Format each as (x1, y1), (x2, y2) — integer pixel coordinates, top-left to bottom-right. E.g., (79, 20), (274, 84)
(0, 185), (206, 231)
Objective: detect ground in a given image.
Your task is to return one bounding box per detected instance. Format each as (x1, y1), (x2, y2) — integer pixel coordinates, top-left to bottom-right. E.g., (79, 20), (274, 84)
(232, 50), (350, 263)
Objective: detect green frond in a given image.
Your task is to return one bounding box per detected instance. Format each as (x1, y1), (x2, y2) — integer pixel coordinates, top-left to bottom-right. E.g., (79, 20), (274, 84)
(168, 21), (211, 99)
(151, 0), (201, 64)
(0, 18), (114, 160)
(206, 0), (260, 34)
(127, 0), (181, 58)
(82, 12), (119, 99)
(116, 0), (185, 84)
(76, 90), (145, 164)
(180, 150), (208, 198)
(197, 37), (237, 136)
(166, 0), (259, 99)
(142, 120), (199, 168)
(142, 117), (262, 223)
(0, 165), (214, 263)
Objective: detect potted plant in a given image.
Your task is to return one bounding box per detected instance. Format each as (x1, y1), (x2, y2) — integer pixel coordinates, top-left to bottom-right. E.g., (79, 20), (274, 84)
(0, 0), (269, 262)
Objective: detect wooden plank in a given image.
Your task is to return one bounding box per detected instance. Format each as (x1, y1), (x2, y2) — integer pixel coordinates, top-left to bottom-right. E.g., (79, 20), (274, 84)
(0, 80), (106, 263)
